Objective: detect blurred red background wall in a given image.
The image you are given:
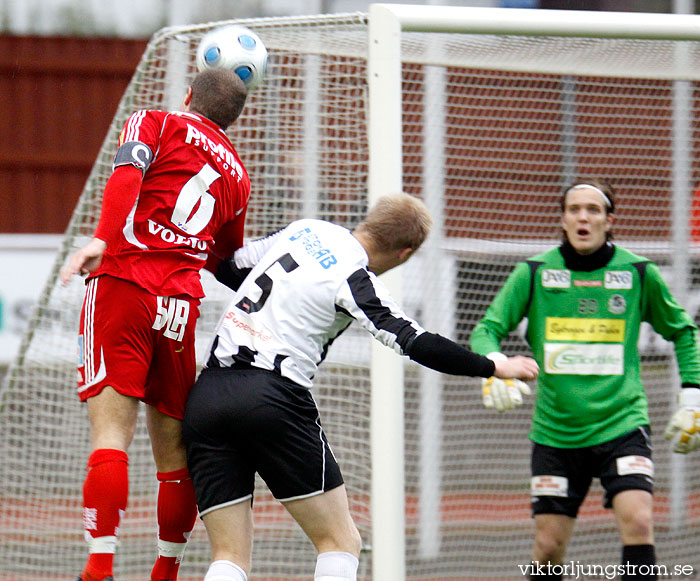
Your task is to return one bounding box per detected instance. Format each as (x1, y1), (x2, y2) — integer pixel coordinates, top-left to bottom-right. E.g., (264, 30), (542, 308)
(0, 35), (147, 233)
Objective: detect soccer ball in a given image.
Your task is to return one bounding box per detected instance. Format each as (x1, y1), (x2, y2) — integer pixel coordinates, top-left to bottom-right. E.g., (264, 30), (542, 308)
(196, 25), (268, 91)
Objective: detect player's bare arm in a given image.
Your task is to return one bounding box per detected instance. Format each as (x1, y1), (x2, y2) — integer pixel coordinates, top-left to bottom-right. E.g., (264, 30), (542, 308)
(60, 238), (108, 284)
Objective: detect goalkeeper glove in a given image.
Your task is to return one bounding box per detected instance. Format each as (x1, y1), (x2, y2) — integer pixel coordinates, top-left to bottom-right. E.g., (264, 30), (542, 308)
(664, 387), (700, 454)
(482, 353), (532, 412)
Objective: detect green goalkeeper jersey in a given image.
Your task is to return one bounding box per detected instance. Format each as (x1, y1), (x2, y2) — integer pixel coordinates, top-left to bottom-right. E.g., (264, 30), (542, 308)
(470, 242), (700, 448)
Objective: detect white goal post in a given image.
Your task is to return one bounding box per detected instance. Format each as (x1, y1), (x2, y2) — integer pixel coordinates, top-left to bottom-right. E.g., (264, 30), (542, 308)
(367, 5), (700, 580)
(5, 4), (700, 581)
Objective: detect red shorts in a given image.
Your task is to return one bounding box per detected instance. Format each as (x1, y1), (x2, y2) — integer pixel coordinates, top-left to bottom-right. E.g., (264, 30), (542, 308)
(77, 275), (200, 419)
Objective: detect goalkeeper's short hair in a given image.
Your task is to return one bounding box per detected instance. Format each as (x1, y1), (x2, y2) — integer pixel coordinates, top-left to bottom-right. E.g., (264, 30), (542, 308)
(560, 178), (616, 214)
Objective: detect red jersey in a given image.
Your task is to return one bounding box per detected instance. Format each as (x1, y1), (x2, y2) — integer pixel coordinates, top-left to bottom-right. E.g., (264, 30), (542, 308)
(92, 110), (250, 298)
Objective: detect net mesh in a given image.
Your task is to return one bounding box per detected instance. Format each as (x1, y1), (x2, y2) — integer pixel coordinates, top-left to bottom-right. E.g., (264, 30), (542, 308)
(3, 10), (700, 580)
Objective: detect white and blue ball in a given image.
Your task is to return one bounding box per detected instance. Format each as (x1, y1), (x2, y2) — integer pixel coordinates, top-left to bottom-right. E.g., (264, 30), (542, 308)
(196, 25), (268, 91)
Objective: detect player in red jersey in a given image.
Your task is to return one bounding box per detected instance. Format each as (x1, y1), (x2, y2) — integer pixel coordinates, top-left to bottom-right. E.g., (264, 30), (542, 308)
(59, 68), (251, 581)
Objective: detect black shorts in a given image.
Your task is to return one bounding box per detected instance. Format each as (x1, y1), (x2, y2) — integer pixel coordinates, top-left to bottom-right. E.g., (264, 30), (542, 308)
(531, 426), (653, 518)
(183, 366), (344, 516)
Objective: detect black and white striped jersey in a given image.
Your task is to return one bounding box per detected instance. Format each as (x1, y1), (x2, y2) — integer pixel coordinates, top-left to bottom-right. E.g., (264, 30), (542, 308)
(206, 218), (427, 388)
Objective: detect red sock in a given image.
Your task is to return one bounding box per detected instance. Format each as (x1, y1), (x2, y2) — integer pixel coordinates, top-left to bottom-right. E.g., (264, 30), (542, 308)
(150, 468), (198, 581)
(81, 448), (129, 581)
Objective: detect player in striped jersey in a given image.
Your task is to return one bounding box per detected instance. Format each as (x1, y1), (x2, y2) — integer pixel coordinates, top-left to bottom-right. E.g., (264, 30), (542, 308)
(183, 193), (539, 581)
(60, 68), (250, 581)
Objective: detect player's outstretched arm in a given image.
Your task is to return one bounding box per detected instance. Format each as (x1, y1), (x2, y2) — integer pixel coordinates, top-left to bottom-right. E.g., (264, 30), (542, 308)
(404, 332), (538, 386)
(481, 352), (537, 413)
(664, 387), (700, 454)
(59, 238), (108, 285)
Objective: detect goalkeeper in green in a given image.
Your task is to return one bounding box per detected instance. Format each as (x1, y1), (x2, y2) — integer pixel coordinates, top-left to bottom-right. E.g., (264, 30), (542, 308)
(470, 179), (700, 581)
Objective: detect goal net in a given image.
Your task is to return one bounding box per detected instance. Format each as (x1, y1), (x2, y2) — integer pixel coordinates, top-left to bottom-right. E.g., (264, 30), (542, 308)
(3, 6), (700, 580)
